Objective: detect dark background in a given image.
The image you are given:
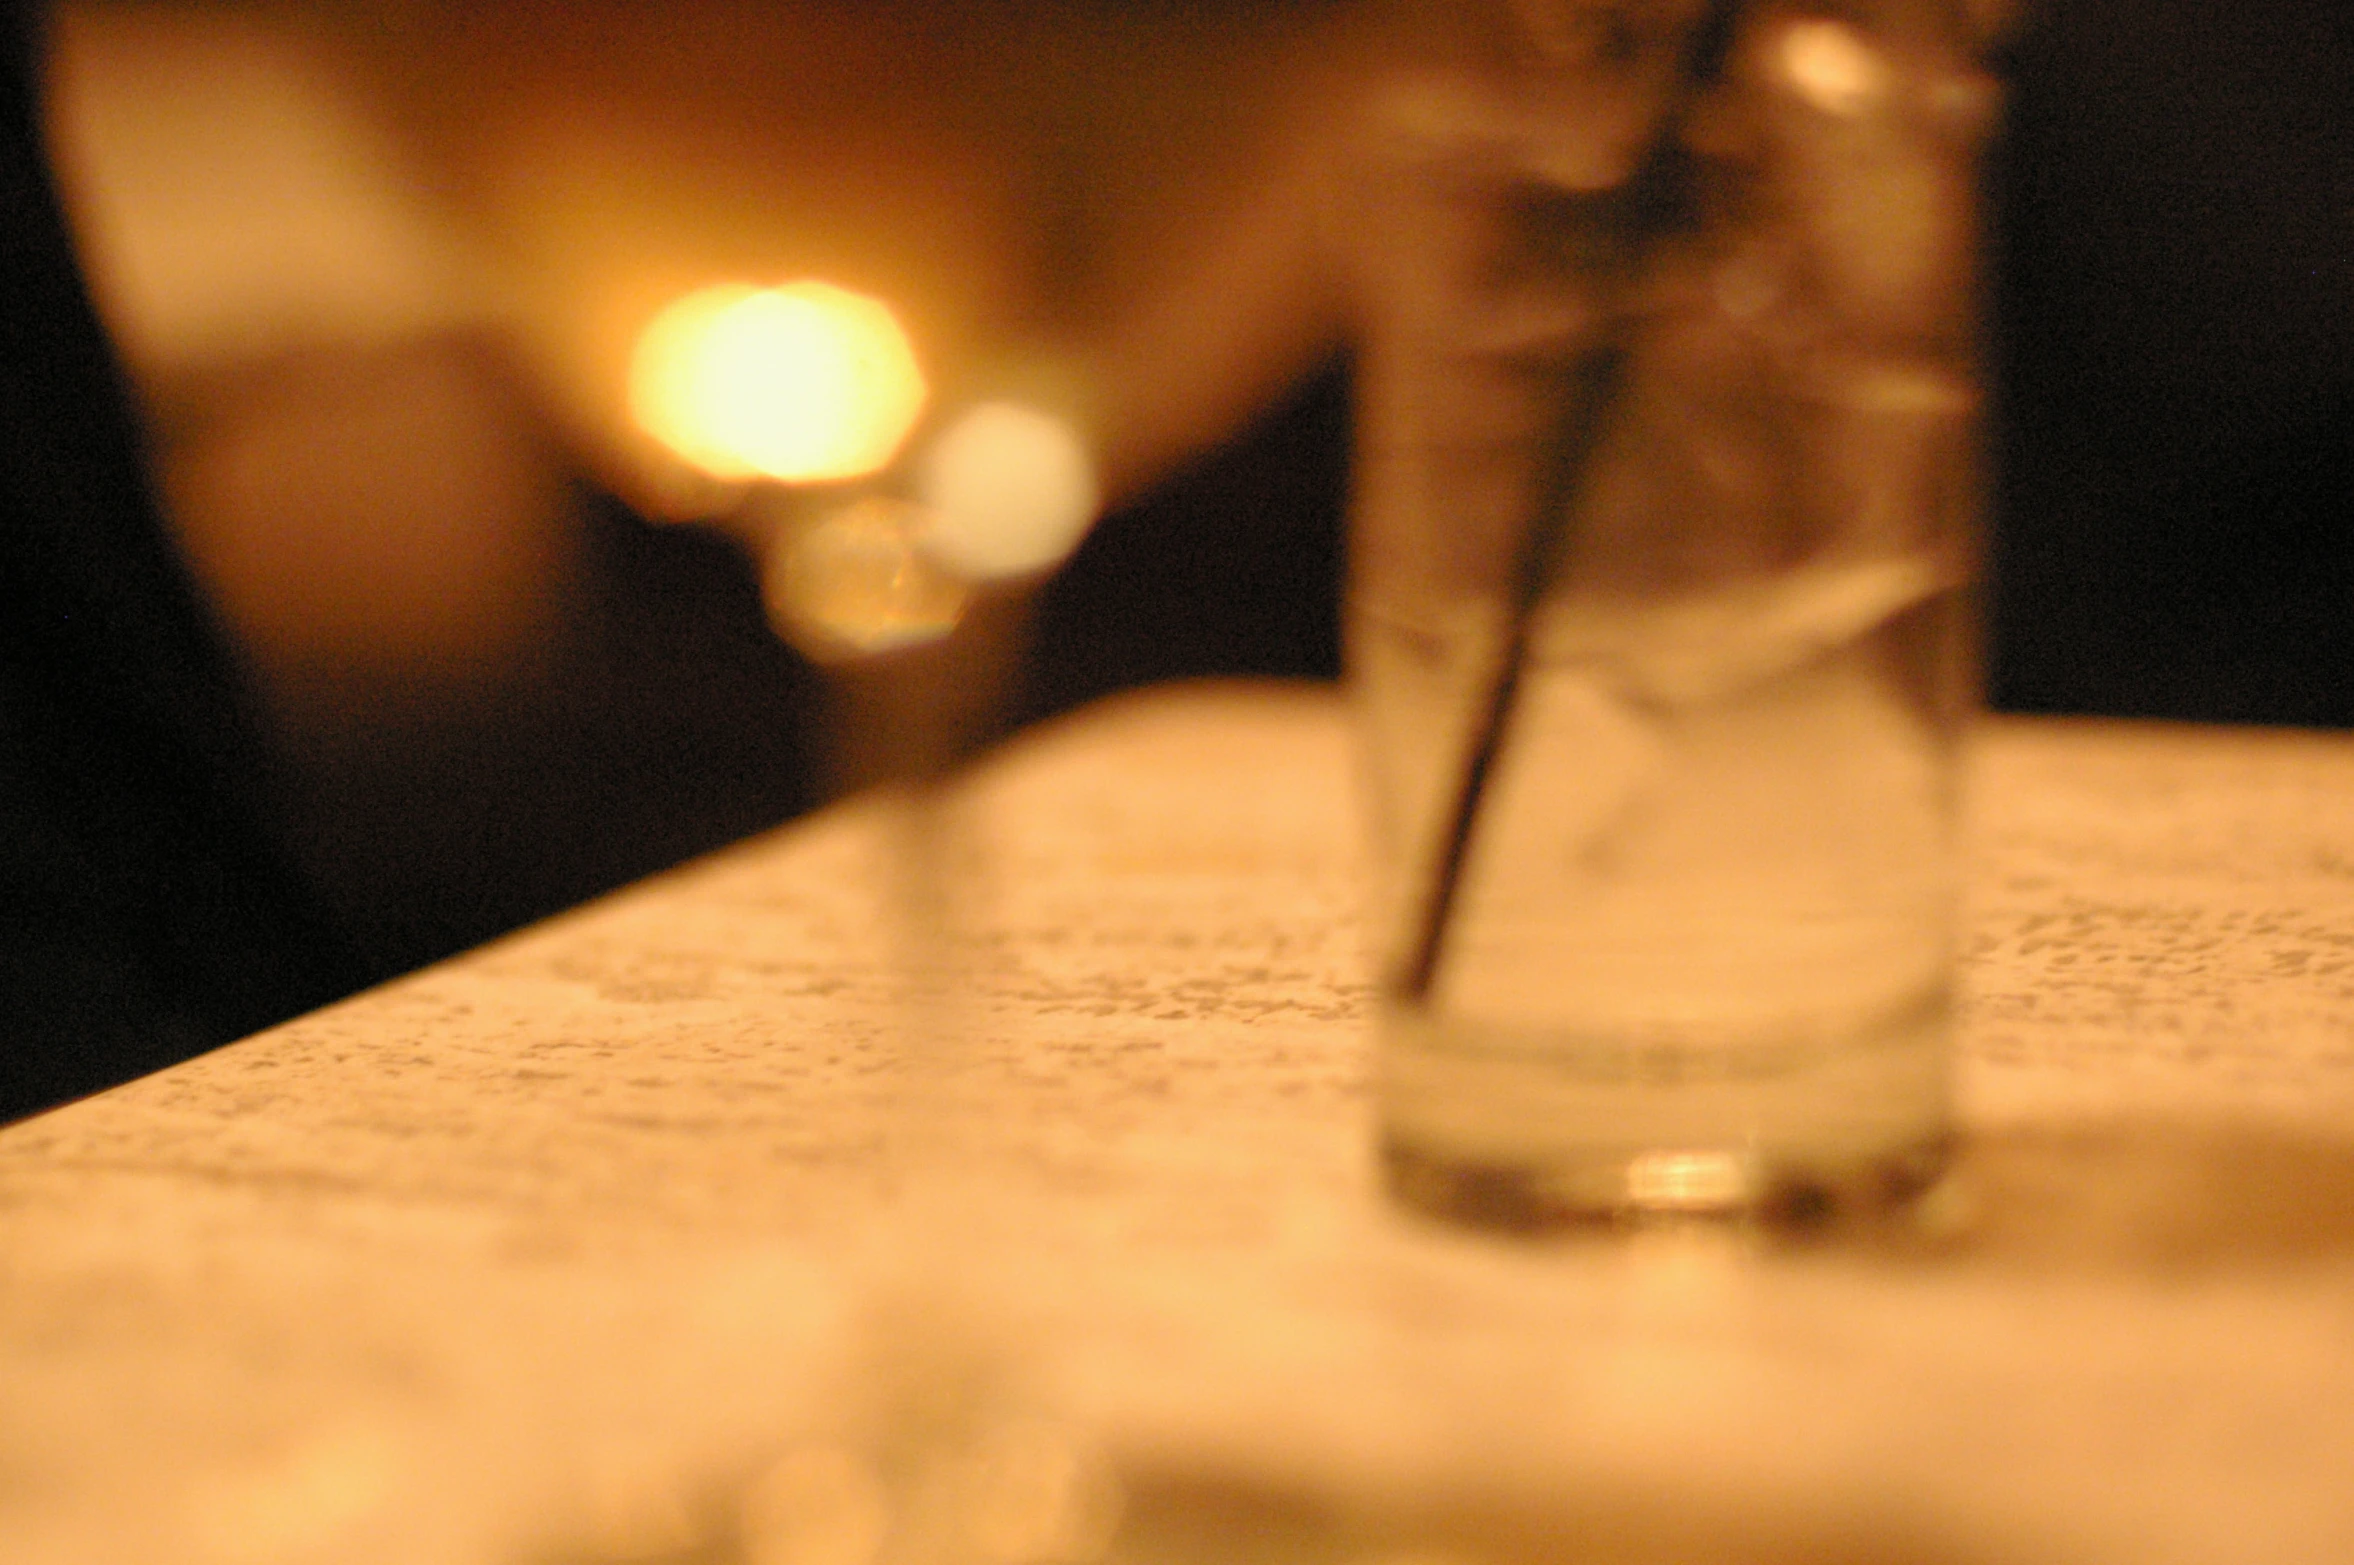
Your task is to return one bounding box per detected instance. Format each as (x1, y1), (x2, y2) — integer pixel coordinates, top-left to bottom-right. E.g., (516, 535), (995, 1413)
(315, 0), (2351, 980)
(1028, 0), (2354, 732)
(1984, 0), (2354, 726)
(8, 0), (2348, 1119)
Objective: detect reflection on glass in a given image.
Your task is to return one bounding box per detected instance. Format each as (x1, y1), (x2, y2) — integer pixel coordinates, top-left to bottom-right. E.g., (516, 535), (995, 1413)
(764, 496), (971, 663)
(914, 401), (1100, 583)
(630, 281), (928, 484)
(1624, 1149), (1755, 1212)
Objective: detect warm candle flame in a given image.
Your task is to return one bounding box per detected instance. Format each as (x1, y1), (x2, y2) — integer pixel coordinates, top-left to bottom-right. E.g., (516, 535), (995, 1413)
(630, 281), (927, 483)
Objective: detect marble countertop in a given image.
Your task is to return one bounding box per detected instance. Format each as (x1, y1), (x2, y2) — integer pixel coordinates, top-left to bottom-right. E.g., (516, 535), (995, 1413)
(6, 682), (2354, 1565)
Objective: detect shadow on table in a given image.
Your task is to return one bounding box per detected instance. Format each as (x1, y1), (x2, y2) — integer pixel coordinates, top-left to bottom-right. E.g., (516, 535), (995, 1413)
(1923, 1118), (2354, 1276)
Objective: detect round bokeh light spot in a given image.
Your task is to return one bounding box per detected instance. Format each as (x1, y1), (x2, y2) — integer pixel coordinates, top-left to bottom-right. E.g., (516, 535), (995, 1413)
(632, 281), (927, 484)
(764, 495), (969, 662)
(915, 400), (1100, 581)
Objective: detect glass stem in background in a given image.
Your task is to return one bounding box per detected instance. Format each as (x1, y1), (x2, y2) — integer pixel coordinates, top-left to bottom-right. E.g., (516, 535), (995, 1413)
(824, 589), (1036, 1182)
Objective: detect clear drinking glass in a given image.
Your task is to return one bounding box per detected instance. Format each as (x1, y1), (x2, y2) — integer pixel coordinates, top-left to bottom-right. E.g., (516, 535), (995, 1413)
(1346, 0), (2000, 1227)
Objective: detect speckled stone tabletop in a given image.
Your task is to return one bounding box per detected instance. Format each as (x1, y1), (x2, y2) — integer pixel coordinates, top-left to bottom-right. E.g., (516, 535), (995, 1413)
(5, 682), (2354, 1565)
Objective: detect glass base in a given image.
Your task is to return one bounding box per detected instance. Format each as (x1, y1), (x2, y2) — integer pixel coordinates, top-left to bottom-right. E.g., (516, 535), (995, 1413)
(1381, 1131), (1954, 1234)
(1375, 989), (1955, 1234)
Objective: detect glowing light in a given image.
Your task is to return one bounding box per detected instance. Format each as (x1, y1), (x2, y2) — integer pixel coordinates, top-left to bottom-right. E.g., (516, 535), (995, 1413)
(631, 282), (927, 483)
(765, 495), (969, 662)
(1778, 20), (1889, 118)
(1624, 1150), (1755, 1211)
(915, 401), (1100, 581)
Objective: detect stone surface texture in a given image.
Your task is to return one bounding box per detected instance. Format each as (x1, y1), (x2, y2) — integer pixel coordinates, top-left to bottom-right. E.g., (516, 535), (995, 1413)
(5, 682), (2354, 1565)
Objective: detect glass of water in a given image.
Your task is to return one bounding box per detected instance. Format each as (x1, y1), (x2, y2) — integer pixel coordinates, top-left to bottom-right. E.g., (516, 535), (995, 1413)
(1345, 0), (2000, 1228)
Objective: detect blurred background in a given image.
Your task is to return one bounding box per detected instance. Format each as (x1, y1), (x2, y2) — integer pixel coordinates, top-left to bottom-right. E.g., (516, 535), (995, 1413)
(34, 0), (2354, 991)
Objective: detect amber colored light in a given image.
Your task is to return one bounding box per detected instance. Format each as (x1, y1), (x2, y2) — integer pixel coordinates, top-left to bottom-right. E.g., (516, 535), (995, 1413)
(914, 400), (1099, 581)
(1778, 18), (1890, 118)
(629, 281), (927, 483)
(763, 495), (969, 662)
(1624, 1150), (1754, 1211)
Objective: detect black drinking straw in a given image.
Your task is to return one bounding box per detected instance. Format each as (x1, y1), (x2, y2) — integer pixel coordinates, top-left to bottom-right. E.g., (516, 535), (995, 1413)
(1395, 0), (1746, 1004)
